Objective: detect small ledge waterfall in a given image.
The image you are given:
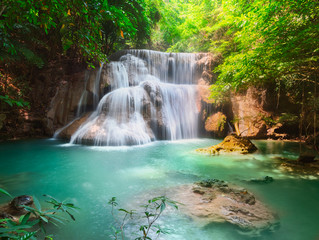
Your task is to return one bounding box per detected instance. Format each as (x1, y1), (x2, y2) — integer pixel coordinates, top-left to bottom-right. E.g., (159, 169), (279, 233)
(69, 50), (206, 146)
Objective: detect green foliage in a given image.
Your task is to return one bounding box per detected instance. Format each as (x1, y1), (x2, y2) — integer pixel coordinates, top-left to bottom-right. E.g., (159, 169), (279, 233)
(0, 187), (12, 198)
(217, 114), (226, 132)
(211, 0), (319, 94)
(278, 113), (299, 126)
(0, 95), (29, 108)
(0, 188), (78, 240)
(0, 0), (158, 109)
(150, 0), (220, 52)
(153, 0), (318, 114)
(108, 196), (180, 240)
(0, 0), (157, 66)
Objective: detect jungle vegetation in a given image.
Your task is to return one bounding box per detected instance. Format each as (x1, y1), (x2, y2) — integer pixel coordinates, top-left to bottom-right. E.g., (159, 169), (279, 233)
(1, 0), (319, 142)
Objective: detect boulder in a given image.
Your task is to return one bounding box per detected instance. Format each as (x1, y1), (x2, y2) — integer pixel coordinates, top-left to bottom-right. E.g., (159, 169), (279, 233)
(0, 195), (34, 222)
(170, 180), (277, 231)
(196, 134), (258, 155)
(204, 112), (227, 137)
(57, 112), (92, 139)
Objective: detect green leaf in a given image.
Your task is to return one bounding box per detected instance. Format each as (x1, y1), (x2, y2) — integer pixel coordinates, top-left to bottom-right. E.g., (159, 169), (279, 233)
(18, 231), (37, 240)
(20, 212), (31, 225)
(160, 201), (166, 213)
(40, 216), (48, 223)
(0, 188), (13, 198)
(32, 196), (41, 212)
(118, 208), (130, 213)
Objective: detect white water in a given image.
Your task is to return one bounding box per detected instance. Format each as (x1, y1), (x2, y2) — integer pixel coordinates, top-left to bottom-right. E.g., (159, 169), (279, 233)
(70, 50), (201, 146)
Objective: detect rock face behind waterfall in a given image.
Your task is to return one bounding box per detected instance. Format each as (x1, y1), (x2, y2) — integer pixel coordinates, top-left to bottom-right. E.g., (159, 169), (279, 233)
(58, 50), (211, 145)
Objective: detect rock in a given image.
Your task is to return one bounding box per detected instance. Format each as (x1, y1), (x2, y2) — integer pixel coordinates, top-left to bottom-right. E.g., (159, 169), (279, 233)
(10, 195), (33, 211)
(298, 153), (316, 163)
(247, 176), (274, 184)
(195, 179), (256, 205)
(231, 87), (270, 138)
(204, 112), (227, 137)
(0, 195), (34, 221)
(196, 134), (258, 155)
(278, 158), (319, 177)
(170, 180), (277, 231)
(195, 53), (221, 84)
(58, 112), (92, 139)
(47, 69), (99, 134)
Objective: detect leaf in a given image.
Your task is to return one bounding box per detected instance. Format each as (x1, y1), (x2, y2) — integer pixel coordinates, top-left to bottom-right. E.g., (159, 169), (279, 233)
(118, 208), (129, 213)
(40, 216), (48, 223)
(32, 196), (41, 212)
(20, 212), (31, 225)
(47, 215), (65, 225)
(18, 231), (37, 240)
(160, 201), (166, 213)
(0, 188), (12, 198)
(121, 30), (124, 38)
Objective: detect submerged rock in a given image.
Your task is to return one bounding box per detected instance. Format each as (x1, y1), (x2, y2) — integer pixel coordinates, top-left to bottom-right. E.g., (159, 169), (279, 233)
(170, 180), (277, 231)
(196, 134), (258, 155)
(298, 153), (316, 163)
(279, 158), (319, 177)
(246, 176), (274, 184)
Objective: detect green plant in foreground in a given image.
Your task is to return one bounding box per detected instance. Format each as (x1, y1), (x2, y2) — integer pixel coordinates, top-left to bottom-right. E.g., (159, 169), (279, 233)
(108, 196), (180, 240)
(0, 188), (78, 240)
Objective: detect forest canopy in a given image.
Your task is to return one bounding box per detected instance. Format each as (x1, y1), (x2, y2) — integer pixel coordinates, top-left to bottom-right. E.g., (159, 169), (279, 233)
(0, 0), (156, 107)
(1, 0), (319, 139)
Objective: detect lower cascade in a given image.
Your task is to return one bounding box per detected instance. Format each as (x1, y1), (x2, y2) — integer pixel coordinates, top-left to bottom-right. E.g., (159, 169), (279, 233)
(65, 50), (208, 146)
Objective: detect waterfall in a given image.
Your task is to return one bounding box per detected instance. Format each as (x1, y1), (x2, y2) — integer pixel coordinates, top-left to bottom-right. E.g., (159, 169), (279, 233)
(70, 50), (202, 146)
(93, 63), (104, 108)
(76, 70), (90, 117)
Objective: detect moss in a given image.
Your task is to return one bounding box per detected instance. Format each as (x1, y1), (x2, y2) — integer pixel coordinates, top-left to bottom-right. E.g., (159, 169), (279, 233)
(196, 134), (258, 155)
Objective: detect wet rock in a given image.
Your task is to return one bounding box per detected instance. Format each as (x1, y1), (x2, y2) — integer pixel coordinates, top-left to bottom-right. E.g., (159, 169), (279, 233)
(196, 134), (258, 155)
(10, 195), (33, 211)
(57, 112), (92, 139)
(0, 195), (34, 221)
(247, 176), (274, 184)
(232, 189), (256, 205)
(192, 187), (206, 195)
(170, 180), (277, 231)
(278, 158), (319, 177)
(298, 153), (316, 163)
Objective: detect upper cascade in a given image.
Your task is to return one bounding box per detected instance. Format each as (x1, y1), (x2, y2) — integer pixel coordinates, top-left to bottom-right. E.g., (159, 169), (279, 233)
(65, 50), (210, 146)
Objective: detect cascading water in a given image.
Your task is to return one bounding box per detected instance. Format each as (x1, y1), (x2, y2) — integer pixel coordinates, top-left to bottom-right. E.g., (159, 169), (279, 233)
(70, 50), (202, 146)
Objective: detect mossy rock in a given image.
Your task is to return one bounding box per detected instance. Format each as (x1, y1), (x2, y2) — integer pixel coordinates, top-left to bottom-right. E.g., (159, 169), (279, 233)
(196, 134), (258, 155)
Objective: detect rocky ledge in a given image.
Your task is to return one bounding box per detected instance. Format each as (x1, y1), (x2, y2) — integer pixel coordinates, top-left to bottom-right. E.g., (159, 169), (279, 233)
(171, 179), (278, 231)
(278, 154), (319, 177)
(196, 134), (258, 154)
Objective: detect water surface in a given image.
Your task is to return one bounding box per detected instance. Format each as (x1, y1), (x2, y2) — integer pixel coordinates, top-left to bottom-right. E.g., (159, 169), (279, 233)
(0, 139), (318, 240)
